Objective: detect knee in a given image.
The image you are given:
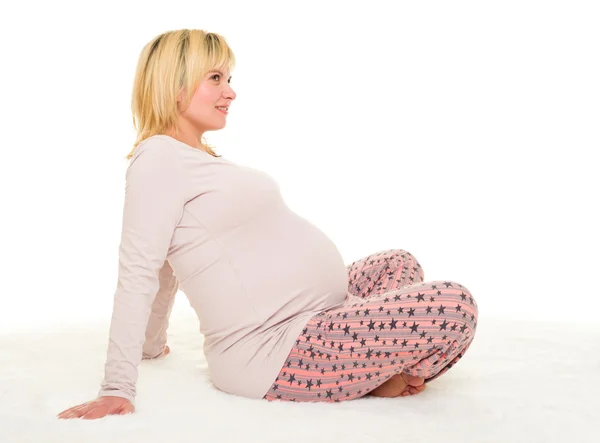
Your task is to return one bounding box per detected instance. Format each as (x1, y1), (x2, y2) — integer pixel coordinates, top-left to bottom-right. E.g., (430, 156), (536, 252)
(429, 281), (479, 342)
(387, 249), (425, 283)
(433, 280), (479, 318)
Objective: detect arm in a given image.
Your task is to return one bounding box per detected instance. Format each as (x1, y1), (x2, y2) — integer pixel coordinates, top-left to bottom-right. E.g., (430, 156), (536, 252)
(97, 140), (186, 405)
(142, 259), (179, 359)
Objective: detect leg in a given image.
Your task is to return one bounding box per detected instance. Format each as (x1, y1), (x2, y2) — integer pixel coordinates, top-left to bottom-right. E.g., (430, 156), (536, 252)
(347, 249), (478, 386)
(346, 248), (425, 299)
(262, 249), (478, 402)
(347, 248), (428, 397)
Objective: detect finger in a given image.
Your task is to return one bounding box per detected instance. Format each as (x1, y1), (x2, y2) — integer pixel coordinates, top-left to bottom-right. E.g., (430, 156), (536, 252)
(59, 411), (80, 420)
(119, 403), (135, 415)
(59, 402), (90, 417)
(85, 404), (110, 419)
(82, 409), (104, 420)
(58, 409), (79, 418)
(67, 405), (90, 417)
(74, 403), (97, 416)
(72, 407), (89, 418)
(58, 405), (81, 417)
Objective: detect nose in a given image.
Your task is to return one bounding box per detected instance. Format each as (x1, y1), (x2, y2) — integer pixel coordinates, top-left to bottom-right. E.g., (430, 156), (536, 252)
(225, 85), (236, 101)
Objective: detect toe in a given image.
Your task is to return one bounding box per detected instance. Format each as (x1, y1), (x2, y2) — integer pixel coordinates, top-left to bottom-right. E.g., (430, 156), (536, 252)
(401, 372), (425, 387)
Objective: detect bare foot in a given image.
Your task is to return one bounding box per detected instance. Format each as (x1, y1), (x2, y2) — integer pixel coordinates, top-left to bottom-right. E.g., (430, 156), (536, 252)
(368, 374), (408, 397)
(399, 373), (427, 396)
(367, 372), (427, 398)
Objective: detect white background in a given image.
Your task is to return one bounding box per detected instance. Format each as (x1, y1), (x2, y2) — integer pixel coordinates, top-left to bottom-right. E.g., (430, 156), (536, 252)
(1, 0), (598, 332)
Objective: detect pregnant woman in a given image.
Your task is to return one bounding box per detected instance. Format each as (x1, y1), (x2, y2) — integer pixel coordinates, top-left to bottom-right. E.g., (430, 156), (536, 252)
(57, 28), (478, 419)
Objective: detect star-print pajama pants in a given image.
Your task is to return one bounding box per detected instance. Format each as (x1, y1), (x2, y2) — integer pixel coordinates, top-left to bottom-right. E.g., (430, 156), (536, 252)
(262, 248), (478, 402)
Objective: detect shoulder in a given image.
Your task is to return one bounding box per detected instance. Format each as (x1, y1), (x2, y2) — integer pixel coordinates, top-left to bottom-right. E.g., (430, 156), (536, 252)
(129, 136), (182, 169)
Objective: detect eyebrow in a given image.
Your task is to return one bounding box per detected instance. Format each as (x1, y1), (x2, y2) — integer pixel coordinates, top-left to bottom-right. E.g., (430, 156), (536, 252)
(209, 70), (232, 81)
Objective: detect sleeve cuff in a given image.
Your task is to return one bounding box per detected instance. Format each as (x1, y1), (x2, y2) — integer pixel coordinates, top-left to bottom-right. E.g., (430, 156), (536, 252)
(97, 389), (135, 406)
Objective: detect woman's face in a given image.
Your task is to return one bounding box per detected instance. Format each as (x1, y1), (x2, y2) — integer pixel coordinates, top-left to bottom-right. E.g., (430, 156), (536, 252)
(177, 67), (236, 136)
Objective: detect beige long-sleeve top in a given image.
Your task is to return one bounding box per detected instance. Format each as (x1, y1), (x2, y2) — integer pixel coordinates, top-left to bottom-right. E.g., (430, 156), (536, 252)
(97, 135), (349, 404)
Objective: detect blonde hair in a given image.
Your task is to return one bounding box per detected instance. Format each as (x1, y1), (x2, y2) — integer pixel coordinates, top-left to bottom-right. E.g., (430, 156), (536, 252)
(125, 29), (236, 160)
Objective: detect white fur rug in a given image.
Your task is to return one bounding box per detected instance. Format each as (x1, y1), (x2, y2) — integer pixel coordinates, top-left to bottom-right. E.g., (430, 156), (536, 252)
(1, 305), (598, 443)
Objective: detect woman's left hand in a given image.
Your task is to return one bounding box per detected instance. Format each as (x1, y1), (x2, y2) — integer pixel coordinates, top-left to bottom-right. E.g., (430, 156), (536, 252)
(142, 345), (170, 360)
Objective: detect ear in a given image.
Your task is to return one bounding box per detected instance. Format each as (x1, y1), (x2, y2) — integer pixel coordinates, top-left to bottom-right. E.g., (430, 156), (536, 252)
(175, 88), (188, 112)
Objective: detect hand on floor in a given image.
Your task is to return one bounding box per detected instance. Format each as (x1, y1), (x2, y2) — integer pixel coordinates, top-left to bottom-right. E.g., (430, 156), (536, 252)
(57, 396), (134, 420)
(142, 345), (171, 360)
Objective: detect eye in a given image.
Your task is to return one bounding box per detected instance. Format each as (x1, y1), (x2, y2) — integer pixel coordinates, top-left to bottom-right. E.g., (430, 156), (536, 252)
(211, 74), (231, 84)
